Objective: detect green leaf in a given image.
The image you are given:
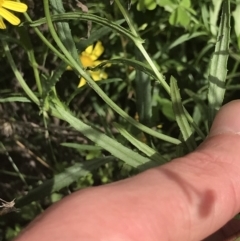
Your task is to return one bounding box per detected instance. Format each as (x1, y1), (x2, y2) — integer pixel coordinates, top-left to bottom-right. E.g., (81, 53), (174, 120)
(232, 3), (240, 49)
(180, 0), (191, 8)
(135, 49), (152, 126)
(0, 96), (30, 103)
(29, 12), (144, 45)
(210, 0), (223, 36)
(155, 97), (175, 121)
(207, 0), (230, 126)
(113, 122), (168, 165)
(170, 76), (196, 152)
(169, 6), (191, 27)
(135, 0), (157, 11)
(49, 0), (79, 63)
(156, 0), (176, 11)
(42, 60), (68, 99)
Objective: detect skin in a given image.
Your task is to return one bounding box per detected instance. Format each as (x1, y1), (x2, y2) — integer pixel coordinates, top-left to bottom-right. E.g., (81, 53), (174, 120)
(15, 100), (240, 241)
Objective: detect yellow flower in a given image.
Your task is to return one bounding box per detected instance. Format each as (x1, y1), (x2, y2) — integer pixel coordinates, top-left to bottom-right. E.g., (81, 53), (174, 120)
(68, 41), (109, 88)
(0, 0), (27, 29)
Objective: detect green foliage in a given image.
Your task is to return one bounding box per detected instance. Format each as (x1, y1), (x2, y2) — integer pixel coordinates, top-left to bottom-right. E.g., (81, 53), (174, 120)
(132, 0), (157, 11)
(133, 0), (196, 28)
(0, 0), (239, 239)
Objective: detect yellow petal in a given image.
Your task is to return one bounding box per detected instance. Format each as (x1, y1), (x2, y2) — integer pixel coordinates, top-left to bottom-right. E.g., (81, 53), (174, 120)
(84, 44), (94, 55)
(91, 41), (104, 61)
(89, 71), (100, 81)
(78, 78), (87, 88)
(0, 17), (6, 29)
(89, 70), (107, 81)
(99, 71), (108, 79)
(2, 1), (28, 12)
(0, 8), (20, 25)
(80, 55), (94, 67)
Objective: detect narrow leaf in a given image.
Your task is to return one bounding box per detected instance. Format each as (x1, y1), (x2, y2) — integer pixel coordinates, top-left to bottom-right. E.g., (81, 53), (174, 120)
(113, 122), (168, 165)
(49, 0), (79, 62)
(170, 76), (196, 152)
(0, 96), (30, 103)
(207, 0), (230, 126)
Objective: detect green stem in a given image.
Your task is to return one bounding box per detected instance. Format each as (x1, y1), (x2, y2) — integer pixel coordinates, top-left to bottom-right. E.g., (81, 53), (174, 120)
(115, 0), (138, 36)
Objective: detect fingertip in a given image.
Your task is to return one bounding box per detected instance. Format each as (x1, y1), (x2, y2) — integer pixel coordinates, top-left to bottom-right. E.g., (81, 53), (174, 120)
(209, 100), (240, 137)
